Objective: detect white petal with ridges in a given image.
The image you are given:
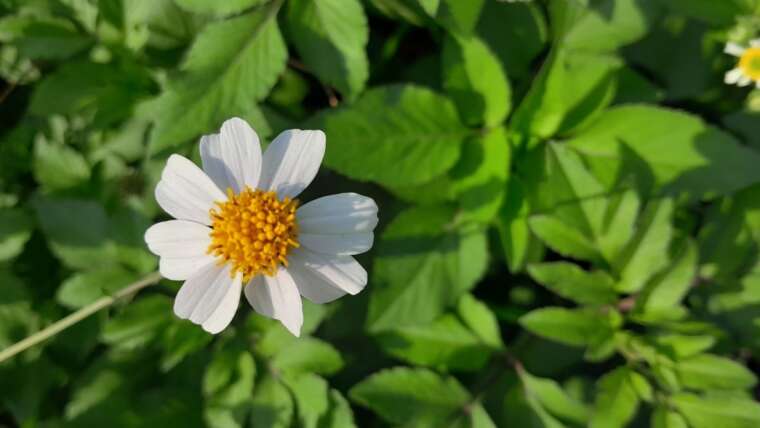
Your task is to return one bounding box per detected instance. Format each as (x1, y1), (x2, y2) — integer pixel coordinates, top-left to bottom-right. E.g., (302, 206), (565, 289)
(299, 232), (374, 256)
(202, 275), (242, 334)
(289, 248), (367, 303)
(725, 42), (746, 57)
(155, 154), (226, 225)
(245, 267), (303, 336)
(144, 220), (211, 258)
(159, 256), (216, 281)
(200, 118), (262, 193)
(259, 129), (325, 199)
(298, 193), (378, 234)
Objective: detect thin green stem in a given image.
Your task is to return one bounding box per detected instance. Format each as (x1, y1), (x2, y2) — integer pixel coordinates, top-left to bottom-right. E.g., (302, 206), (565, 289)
(0, 271), (162, 364)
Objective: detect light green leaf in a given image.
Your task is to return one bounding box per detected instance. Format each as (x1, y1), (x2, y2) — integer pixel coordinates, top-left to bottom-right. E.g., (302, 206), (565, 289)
(527, 262), (617, 305)
(651, 406), (688, 428)
(316, 84), (469, 188)
(635, 239), (697, 315)
(674, 354), (757, 391)
(520, 371), (590, 425)
(442, 33), (510, 127)
(282, 373), (330, 428)
(598, 189), (640, 262)
(497, 179), (544, 273)
(321, 389), (356, 428)
(457, 294), (503, 348)
(367, 205), (488, 332)
(550, 0), (658, 53)
(519, 307), (619, 347)
(33, 137), (90, 191)
(567, 105), (760, 199)
(271, 337), (343, 375)
(203, 346), (256, 428)
(672, 393), (760, 428)
(0, 208), (33, 261)
(650, 333), (716, 359)
(101, 295), (172, 349)
(529, 214), (599, 262)
(349, 367), (470, 426)
(56, 267), (139, 310)
(613, 198), (673, 293)
(249, 375), (293, 428)
(149, 6), (285, 153)
(419, 0), (485, 35)
(286, 0), (368, 101)
(159, 321), (214, 371)
(511, 49), (621, 139)
(589, 367), (645, 428)
(376, 314), (492, 371)
(0, 15), (90, 60)
(175, 0), (267, 16)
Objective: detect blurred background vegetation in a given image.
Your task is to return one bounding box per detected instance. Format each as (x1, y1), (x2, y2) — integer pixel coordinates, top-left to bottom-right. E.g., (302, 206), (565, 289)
(3, 0), (760, 427)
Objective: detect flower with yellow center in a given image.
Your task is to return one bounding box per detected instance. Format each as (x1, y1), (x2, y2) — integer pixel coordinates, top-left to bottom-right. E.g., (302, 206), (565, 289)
(724, 39), (760, 88)
(144, 118), (378, 336)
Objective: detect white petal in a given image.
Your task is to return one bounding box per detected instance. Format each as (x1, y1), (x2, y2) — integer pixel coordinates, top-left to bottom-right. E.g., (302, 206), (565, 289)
(202, 276), (242, 334)
(244, 267), (303, 336)
(725, 42), (746, 57)
(155, 154), (226, 225)
(160, 256), (216, 281)
(200, 118), (262, 194)
(259, 129), (325, 199)
(299, 232), (374, 256)
(288, 248), (367, 303)
(173, 262), (239, 327)
(297, 193), (378, 234)
(739, 76), (753, 87)
(751, 39), (760, 48)
(144, 220), (211, 258)
(725, 68), (744, 84)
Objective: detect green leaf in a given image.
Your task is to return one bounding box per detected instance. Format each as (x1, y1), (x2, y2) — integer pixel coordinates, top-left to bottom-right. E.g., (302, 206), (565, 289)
(527, 262), (618, 305)
(651, 334), (716, 359)
(367, 205), (488, 332)
(376, 313), (493, 371)
(315, 84), (469, 188)
(0, 208), (33, 261)
(282, 373), (330, 428)
(249, 375), (293, 428)
(651, 406), (688, 428)
(550, 0), (658, 53)
(613, 198), (673, 293)
(203, 346), (256, 428)
(33, 137), (90, 191)
(321, 389), (356, 428)
(159, 321), (214, 371)
(497, 179), (544, 272)
(597, 189), (640, 262)
(442, 33), (510, 127)
(271, 337), (343, 375)
(659, 0), (747, 25)
(101, 295), (172, 349)
(529, 214), (599, 262)
(511, 49), (620, 139)
(56, 267), (139, 310)
(456, 294), (503, 348)
(175, 0), (267, 16)
(33, 197), (117, 269)
(519, 307), (619, 347)
(285, 0), (368, 101)
(149, 6), (286, 153)
(0, 15), (90, 60)
(419, 0), (485, 35)
(635, 239), (697, 316)
(475, 1), (547, 81)
(567, 105), (760, 199)
(589, 367), (645, 428)
(674, 354), (757, 391)
(349, 367), (471, 426)
(520, 371), (590, 425)
(672, 393), (760, 428)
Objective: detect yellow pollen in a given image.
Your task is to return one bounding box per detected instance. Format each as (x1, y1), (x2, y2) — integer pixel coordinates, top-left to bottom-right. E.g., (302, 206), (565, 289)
(739, 47), (760, 81)
(208, 187), (299, 282)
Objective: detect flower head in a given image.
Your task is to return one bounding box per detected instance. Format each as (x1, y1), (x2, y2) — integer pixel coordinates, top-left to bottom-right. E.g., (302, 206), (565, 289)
(724, 39), (760, 88)
(144, 118), (378, 336)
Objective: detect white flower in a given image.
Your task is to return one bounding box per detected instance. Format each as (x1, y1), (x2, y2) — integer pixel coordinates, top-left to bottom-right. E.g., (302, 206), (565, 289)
(144, 118), (378, 337)
(724, 39), (760, 88)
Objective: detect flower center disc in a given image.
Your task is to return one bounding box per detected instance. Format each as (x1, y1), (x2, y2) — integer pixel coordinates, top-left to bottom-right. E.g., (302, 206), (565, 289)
(208, 187), (299, 281)
(739, 47), (760, 80)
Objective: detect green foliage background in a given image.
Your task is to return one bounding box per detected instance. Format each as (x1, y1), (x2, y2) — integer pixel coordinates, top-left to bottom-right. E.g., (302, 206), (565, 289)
(3, 0), (760, 426)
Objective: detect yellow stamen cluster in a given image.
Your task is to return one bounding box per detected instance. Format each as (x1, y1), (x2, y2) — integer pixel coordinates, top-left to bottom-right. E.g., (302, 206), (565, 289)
(208, 187), (299, 281)
(740, 47), (760, 81)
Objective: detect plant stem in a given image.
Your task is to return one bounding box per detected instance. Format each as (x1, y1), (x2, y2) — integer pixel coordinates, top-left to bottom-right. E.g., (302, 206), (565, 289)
(0, 271), (162, 363)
